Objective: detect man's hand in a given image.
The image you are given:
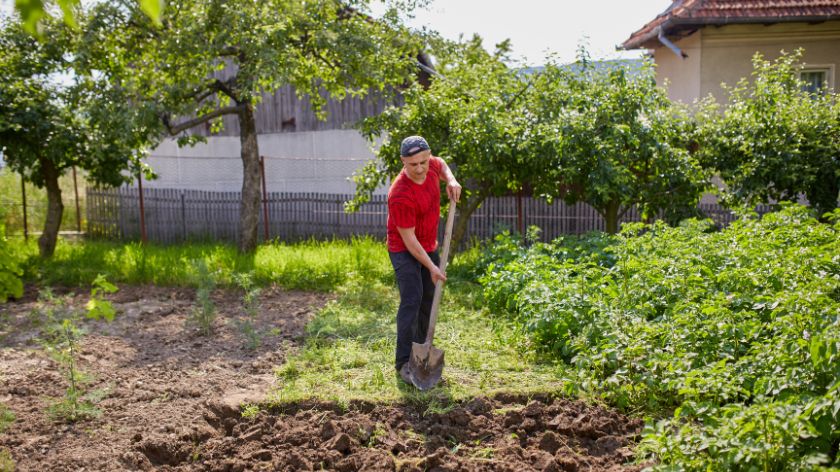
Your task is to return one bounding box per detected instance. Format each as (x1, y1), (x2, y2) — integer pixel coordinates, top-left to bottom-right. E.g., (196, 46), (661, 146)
(430, 266), (447, 284)
(446, 179), (462, 203)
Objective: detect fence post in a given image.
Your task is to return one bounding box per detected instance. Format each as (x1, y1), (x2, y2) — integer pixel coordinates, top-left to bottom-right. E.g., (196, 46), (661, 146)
(181, 191), (187, 242)
(137, 173), (147, 244)
(260, 155), (270, 241)
(72, 166), (81, 233)
(20, 175), (28, 241)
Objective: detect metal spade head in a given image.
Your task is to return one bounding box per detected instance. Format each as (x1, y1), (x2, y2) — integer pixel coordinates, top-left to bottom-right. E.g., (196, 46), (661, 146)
(407, 342), (445, 391)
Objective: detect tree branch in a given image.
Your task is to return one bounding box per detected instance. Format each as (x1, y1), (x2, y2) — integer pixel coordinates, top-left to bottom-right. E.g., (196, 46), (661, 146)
(162, 104), (246, 135)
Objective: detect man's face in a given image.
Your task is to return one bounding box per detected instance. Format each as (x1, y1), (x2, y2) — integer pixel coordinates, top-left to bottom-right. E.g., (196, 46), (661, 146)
(401, 150), (431, 181)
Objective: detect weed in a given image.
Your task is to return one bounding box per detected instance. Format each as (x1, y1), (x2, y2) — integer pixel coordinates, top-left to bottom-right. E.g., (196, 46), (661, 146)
(232, 272), (262, 349)
(0, 404), (13, 433)
(37, 275), (118, 423)
(187, 259), (217, 335)
(241, 404), (260, 419)
(471, 447), (495, 459)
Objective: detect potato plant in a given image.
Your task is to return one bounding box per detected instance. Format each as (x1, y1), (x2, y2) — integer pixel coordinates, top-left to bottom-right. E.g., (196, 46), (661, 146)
(478, 204), (840, 470)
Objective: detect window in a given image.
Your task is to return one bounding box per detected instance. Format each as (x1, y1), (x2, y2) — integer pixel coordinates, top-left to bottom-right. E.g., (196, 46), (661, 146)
(799, 66), (834, 95)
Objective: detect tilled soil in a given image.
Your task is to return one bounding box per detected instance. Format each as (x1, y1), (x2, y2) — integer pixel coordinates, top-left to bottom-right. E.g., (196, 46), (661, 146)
(0, 284), (644, 471)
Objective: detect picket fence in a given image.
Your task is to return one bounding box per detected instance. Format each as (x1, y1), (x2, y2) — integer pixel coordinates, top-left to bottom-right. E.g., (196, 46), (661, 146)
(86, 187), (755, 245)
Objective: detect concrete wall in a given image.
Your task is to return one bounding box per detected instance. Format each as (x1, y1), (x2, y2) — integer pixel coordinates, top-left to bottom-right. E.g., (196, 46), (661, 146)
(654, 21), (840, 103)
(145, 129), (388, 194)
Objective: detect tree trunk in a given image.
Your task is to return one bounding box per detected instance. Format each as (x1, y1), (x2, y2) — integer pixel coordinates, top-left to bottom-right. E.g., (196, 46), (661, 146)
(237, 104), (261, 253)
(451, 190), (487, 251)
(38, 159), (64, 258)
(603, 200), (620, 234)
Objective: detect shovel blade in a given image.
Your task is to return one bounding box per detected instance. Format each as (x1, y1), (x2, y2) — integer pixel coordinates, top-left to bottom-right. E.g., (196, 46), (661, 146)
(407, 342), (445, 391)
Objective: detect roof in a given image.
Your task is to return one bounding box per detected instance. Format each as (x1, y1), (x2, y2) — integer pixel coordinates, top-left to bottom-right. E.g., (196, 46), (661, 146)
(622, 0), (840, 50)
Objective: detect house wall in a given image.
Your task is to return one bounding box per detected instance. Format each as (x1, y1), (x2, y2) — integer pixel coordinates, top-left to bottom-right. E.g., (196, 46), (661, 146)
(654, 21), (840, 103)
(654, 31), (703, 103)
(145, 129), (388, 194)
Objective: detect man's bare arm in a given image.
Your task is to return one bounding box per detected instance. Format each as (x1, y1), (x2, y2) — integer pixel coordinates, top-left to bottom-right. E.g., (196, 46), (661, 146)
(397, 226), (446, 283)
(435, 156), (462, 203)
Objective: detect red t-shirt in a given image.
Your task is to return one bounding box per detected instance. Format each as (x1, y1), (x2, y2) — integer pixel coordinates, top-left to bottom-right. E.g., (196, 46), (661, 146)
(387, 157), (443, 253)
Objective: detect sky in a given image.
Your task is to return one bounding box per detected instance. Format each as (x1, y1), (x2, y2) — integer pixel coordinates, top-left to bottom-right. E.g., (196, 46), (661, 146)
(0, 0), (673, 65)
(383, 0), (673, 65)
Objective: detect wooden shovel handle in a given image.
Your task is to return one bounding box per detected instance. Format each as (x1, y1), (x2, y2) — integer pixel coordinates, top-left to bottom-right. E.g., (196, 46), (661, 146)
(424, 200), (456, 345)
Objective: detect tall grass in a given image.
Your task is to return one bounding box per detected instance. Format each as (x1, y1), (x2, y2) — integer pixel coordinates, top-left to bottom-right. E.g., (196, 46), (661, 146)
(0, 168), (87, 237)
(13, 237), (390, 291)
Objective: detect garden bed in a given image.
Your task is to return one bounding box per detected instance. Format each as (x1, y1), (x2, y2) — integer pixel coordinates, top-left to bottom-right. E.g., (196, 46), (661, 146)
(0, 284), (642, 471)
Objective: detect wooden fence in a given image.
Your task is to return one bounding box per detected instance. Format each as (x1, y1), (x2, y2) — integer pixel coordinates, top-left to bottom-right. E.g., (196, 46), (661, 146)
(86, 187), (760, 245)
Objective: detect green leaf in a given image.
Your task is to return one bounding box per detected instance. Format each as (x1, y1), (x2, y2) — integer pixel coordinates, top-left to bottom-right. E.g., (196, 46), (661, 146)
(85, 298), (116, 322)
(139, 0), (164, 26)
(14, 0), (46, 36)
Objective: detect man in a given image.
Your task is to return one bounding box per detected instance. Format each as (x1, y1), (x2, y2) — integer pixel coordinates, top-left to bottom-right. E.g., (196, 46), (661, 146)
(388, 135), (461, 384)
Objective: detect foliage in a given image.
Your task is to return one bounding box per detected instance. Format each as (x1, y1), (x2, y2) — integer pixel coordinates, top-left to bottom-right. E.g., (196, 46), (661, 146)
(0, 17), (159, 257)
(232, 271), (262, 349)
(84, 0), (423, 252)
(352, 36), (535, 247)
(696, 50), (840, 218)
(36, 277), (119, 422)
(476, 205), (840, 470)
(188, 259), (218, 336)
(529, 51), (707, 233)
(0, 206), (23, 302)
(11, 0), (161, 36)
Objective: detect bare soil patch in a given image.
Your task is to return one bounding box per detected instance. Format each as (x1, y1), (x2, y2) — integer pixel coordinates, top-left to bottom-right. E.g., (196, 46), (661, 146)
(0, 284), (643, 471)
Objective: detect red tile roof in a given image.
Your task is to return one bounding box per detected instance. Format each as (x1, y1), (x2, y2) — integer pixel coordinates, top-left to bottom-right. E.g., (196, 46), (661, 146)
(622, 0), (840, 50)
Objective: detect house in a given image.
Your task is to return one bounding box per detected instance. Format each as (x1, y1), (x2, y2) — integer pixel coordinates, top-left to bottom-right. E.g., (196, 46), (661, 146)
(621, 0), (840, 103)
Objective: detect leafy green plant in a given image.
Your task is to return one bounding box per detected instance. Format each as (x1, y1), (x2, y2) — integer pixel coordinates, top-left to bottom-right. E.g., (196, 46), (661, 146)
(38, 275), (118, 422)
(477, 205), (840, 470)
(232, 272), (262, 349)
(187, 259), (217, 336)
(0, 206), (23, 303)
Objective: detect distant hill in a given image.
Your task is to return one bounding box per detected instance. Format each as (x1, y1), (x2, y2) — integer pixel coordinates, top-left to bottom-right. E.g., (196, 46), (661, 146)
(520, 58), (647, 77)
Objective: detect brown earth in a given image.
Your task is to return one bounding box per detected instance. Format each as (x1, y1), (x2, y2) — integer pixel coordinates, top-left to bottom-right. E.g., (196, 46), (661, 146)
(0, 284), (644, 471)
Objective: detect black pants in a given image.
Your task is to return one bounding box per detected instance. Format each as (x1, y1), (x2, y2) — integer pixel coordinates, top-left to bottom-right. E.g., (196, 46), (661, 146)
(389, 250), (439, 371)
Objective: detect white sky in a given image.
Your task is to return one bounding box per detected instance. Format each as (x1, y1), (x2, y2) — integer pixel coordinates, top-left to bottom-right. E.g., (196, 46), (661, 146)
(1, 0), (672, 65)
(392, 0), (672, 65)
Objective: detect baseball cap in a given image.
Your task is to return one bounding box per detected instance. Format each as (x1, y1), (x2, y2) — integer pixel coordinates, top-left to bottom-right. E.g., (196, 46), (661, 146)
(400, 136), (430, 157)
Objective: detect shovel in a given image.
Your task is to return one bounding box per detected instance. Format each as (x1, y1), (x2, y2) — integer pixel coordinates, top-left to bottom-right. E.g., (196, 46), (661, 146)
(407, 200), (457, 391)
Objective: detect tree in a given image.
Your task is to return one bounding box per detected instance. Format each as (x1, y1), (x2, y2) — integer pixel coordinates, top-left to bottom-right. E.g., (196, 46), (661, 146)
(696, 50), (840, 218)
(86, 0), (423, 253)
(350, 37), (538, 249)
(529, 54), (707, 233)
(0, 18), (158, 257)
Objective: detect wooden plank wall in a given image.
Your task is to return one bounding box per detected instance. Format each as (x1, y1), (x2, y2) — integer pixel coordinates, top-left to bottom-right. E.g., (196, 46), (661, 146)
(187, 83), (400, 137)
(86, 187), (766, 245)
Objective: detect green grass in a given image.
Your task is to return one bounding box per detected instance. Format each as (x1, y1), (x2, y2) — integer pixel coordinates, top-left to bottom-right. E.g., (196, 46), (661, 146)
(14, 237), (565, 410)
(1, 167), (87, 237)
(268, 258), (565, 409)
(13, 236), (391, 291)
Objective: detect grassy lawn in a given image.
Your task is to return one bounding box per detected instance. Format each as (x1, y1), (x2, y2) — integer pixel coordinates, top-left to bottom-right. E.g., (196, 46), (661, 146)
(270, 274), (564, 410)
